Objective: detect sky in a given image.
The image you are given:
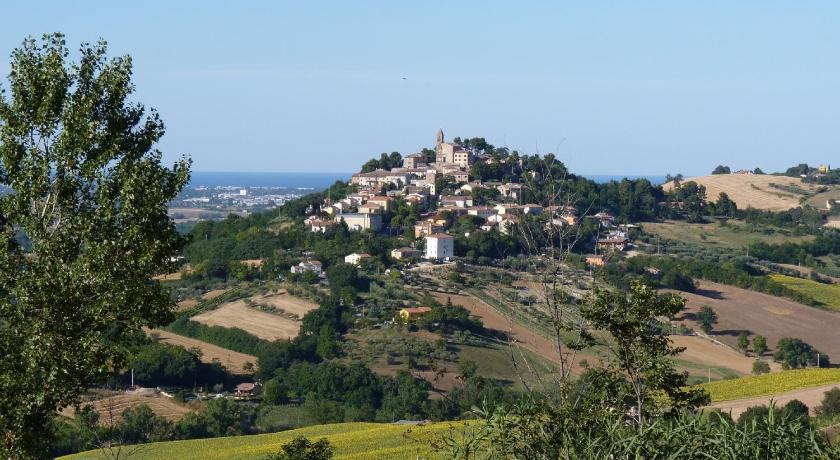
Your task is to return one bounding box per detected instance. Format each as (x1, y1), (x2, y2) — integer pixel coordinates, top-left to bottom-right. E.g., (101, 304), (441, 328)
(0, 1), (838, 176)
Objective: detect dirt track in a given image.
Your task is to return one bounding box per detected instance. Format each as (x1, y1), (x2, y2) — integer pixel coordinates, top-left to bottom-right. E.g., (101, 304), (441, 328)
(672, 280), (840, 359)
(708, 383), (840, 418)
(151, 329), (257, 374)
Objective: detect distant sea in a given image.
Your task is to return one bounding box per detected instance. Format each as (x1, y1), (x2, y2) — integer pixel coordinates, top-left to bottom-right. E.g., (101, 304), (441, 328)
(189, 171), (351, 189)
(188, 171), (667, 190)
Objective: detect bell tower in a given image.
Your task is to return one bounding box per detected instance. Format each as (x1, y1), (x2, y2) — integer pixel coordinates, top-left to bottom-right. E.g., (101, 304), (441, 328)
(436, 128), (444, 145)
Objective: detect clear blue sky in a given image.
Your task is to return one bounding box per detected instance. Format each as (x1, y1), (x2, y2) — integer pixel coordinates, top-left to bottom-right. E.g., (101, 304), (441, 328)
(1, 1), (838, 176)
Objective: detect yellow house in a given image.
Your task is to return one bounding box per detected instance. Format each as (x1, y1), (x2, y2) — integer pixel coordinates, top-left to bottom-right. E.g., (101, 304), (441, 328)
(398, 306), (432, 323)
(819, 164), (830, 174)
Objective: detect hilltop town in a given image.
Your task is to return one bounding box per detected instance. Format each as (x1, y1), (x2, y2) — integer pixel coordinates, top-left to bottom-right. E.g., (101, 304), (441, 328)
(303, 130), (628, 269)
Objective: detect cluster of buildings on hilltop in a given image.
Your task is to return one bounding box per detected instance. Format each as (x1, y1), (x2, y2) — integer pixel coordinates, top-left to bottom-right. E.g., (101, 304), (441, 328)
(295, 129), (633, 269)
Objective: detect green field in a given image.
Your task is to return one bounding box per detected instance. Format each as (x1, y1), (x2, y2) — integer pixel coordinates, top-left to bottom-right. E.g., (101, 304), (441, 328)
(699, 368), (840, 402)
(642, 220), (813, 248)
(768, 274), (840, 310)
(62, 422), (467, 460)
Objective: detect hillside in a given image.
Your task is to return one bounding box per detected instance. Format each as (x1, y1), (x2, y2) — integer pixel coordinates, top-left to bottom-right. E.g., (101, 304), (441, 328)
(662, 174), (840, 212)
(62, 422), (460, 460)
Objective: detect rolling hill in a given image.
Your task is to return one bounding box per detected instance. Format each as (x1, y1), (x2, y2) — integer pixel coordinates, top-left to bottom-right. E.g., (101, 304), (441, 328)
(662, 174), (840, 212)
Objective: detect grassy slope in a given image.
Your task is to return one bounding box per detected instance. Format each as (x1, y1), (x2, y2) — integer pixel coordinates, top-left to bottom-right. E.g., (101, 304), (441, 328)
(62, 422), (466, 460)
(768, 274), (840, 309)
(700, 368), (840, 402)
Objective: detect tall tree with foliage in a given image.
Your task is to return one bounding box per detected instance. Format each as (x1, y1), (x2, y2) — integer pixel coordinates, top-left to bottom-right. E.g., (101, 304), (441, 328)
(581, 282), (709, 424)
(0, 34), (189, 457)
(697, 305), (718, 334)
(753, 335), (768, 357)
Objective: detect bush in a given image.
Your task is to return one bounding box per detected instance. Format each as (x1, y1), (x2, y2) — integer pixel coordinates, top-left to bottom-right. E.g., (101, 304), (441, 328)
(264, 436), (334, 460)
(752, 360), (770, 375)
(817, 387), (840, 417)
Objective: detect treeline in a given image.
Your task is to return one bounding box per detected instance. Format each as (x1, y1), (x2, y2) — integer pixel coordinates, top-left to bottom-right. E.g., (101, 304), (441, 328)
(749, 230), (840, 266)
(164, 317), (267, 356)
(125, 341), (232, 388)
(51, 398), (259, 457)
(599, 255), (819, 306)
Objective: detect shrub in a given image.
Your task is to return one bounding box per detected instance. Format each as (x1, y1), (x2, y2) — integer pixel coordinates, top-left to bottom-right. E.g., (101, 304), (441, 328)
(817, 387), (840, 417)
(752, 360), (770, 375)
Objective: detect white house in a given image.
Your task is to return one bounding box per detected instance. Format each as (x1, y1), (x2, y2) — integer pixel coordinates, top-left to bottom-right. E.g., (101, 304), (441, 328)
(425, 233), (454, 261)
(344, 253), (372, 266)
(335, 213), (383, 232)
(291, 260), (323, 276)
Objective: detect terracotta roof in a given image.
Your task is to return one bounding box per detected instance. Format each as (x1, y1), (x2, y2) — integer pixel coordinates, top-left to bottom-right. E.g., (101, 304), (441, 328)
(427, 233), (454, 239)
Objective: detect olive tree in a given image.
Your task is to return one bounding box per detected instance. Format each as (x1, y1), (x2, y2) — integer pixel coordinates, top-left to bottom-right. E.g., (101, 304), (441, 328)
(0, 34), (189, 457)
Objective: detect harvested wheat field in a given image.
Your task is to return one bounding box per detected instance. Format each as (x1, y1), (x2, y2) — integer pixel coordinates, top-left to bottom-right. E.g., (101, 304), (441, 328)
(669, 334), (776, 375)
(429, 292), (578, 368)
(61, 393), (191, 424)
(191, 293), (318, 341)
(253, 291), (319, 317)
(150, 329), (256, 374)
(670, 280), (840, 359)
(662, 174), (827, 211)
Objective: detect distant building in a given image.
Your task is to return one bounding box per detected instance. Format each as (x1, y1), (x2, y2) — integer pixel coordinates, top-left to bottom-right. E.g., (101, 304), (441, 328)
(305, 217), (336, 233)
(402, 153), (427, 169)
(819, 164), (831, 174)
(596, 237), (629, 252)
(414, 220), (445, 238)
(434, 129), (471, 168)
(234, 382), (262, 397)
(391, 247), (422, 260)
(350, 170), (410, 188)
(425, 233), (454, 260)
(291, 260), (323, 276)
(398, 306), (433, 323)
(467, 206), (498, 219)
(344, 253), (372, 266)
(335, 213), (382, 232)
(440, 195), (473, 208)
(358, 203), (383, 214)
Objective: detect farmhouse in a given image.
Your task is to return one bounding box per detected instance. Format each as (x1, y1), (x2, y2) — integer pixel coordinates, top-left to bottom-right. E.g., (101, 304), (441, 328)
(350, 169), (410, 188)
(596, 237), (629, 252)
(234, 382), (262, 398)
(345, 253), (372, 265)
(391, 247), (422, 260)
(291, 260), (323, 276)
(398, 306), (433, 323)
(425, 233), (454, 260)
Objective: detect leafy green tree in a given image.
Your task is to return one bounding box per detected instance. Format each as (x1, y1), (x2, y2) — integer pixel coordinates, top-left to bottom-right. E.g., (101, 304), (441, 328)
(0, 34), (189, 457)
(817, 387), (840, 417)
(262, 378), (290, 405)
(581, 281), (709, 423)
(712, 165), (731, 175)
(737, 332), (750, 354)
(753, 335), (768, 356)
(115, 404), (173, 444)
(752, 360), (770, 375)
(697, 305), (718, 334)
(773, 337), (824, 369)
(264, 436), (334, 460)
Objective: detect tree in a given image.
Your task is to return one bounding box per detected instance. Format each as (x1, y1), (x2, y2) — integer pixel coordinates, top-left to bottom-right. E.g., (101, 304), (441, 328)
(712, 165), (731, 175)
(264, 436), (334, 460)
(0, 34), (189, 458)
(773, 337), (823, 369)
(737, 332), (750, 354)
(752, 360), (770, 375)
(697, 306), (718, 334)
(817, 387), (840, 417)
(753, 335), (768, 357)
(581, 281), (709, 424)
